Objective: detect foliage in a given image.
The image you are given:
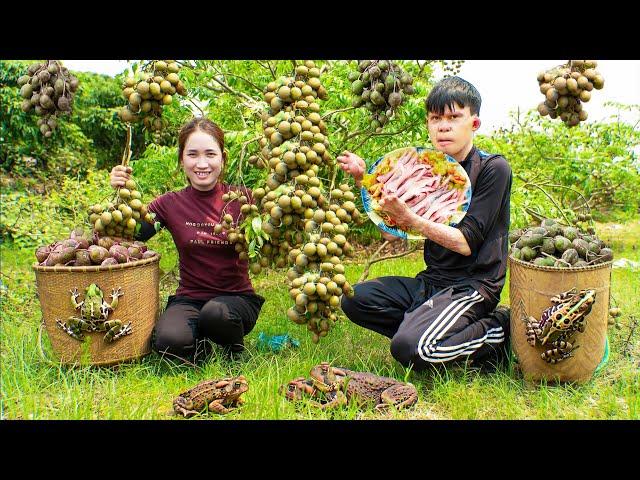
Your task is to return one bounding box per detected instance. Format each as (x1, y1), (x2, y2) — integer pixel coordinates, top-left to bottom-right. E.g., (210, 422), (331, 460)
(476, 106), (640, 228)
(0, 170), (112, 248)
(0, 60), (134, 177)
(2, 59), (639, 244)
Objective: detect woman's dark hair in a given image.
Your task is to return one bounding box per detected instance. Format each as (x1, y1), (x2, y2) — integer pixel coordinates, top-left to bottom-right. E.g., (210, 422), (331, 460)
(177, 117), (226, 183)
(425, 76), (482, 116)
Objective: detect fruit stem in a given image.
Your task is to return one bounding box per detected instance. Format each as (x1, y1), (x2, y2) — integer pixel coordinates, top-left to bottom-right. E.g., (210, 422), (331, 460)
(121, 124), (132, 167)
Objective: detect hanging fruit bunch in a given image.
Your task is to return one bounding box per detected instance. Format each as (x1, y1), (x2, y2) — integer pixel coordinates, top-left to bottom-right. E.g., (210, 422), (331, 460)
(219, 60), (364, 343)
(509, 218), (613, 268)
(87, 127), (154, 240)
(440, 60), (465, 76)
(536, 60), (604, 127)
(118, 60), (187, 131)
(17, 60), (79, 138)
(348, 60), (415, 133)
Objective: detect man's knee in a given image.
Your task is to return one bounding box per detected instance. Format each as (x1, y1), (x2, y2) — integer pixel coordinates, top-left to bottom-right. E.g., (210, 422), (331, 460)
(390, 333), (446, 370)
(340, 285), (370, 323)
(390, 333), (419, 368)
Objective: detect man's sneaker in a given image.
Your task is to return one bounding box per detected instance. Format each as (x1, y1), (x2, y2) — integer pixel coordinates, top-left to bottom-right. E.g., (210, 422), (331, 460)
(492, 305), (511, 337)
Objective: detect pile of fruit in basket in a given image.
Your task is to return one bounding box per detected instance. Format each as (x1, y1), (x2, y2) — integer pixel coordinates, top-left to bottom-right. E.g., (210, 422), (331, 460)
(35, 227), (158, 267)
(509, 218), (613, 267)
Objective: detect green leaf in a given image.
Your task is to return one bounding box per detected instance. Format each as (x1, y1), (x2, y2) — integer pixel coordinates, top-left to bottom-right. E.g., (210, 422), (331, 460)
(251, 216), (263, 233)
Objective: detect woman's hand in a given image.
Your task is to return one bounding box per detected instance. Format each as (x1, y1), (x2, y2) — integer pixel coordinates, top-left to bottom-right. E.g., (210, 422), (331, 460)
(336, 151), (366, 186)
(110, 165), (132, 189)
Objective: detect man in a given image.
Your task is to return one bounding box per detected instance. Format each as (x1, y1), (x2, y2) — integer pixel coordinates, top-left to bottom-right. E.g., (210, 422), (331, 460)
(337, 76), (512, 371)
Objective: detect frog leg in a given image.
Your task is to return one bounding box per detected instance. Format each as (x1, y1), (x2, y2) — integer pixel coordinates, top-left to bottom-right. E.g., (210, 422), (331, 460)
(377, 384), (419, 411)
(317, 390), (348, 410)
(56, 316), (87, 341)
(541, 341), (578, 363)
(281, 378), (317, 402)
(102, 319), (132, 342)
(173, 398), (199, 418)
(105, 287), (124, 311)
(70, 288), (83, 311)
(208, 399), (233, 414)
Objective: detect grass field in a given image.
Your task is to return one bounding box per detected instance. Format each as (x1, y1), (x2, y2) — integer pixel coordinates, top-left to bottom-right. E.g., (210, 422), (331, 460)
(1, 220), (638, 420)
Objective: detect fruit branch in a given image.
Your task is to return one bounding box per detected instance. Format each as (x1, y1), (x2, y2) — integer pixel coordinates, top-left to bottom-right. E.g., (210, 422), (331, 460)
(209, 65), (263, 94)
(322, 106), (357, 120)
(522, 181), (573, 225)
(257, 61), (277, 80)
(357, 241), (420, 283)
(186, 97), (205, 117)
(206, 76), (259, 106)
(237, 136), (262, 176)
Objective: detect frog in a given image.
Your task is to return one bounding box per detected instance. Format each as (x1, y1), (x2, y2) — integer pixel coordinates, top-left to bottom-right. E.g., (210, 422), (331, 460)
(282, 362), (418, 411)
(55, 284), (131, 343)
(173, 375), (249, 417)
(524, 288), (596, 364)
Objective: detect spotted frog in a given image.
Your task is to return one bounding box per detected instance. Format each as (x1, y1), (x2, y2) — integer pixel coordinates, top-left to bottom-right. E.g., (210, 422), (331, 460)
(281, 362), (418, 411)
(525, 288), (596, 364)
(56, 284), (131, 343)
(173, 376), (249, 417)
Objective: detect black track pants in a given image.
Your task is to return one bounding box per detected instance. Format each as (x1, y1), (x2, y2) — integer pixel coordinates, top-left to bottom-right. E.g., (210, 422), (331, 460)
(341, 276), (508, 370)
(153, 293), (264, 362)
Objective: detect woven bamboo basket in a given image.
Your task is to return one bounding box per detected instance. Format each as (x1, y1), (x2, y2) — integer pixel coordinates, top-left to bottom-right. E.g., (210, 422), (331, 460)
(34, 255), (160, 366)
(509, 256), (612, 384)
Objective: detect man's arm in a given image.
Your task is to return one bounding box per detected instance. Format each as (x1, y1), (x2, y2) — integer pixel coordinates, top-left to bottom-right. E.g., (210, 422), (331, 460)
(410, 216), (471, 255)
(378, 157), (512, 256)
(377, 194), (471, 255)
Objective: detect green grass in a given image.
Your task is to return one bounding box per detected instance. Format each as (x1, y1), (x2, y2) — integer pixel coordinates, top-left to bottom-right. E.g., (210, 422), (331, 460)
(1, 220), (639, 420)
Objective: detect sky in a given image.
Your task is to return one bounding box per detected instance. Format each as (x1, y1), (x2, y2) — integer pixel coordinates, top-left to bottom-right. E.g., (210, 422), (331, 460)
(61, 59), (640, 134)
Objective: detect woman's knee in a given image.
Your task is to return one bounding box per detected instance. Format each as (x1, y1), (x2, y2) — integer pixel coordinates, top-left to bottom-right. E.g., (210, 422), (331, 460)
(200, 300), (228, 325)
(153, 327), (195, 359)
(198, 300), (244, 343)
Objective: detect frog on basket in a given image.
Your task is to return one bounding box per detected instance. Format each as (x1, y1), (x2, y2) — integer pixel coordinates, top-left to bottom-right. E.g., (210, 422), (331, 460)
(56, 284), (131, 343)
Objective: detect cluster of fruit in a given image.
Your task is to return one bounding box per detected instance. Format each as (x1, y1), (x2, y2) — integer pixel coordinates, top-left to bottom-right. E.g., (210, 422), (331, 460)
(349, 60), (415, 132)
(87, 177), (154, 240)
(509, 218), (613, 267)
(17, 60), (79, 138)
(536, 60), (604, 127)
(221, 61), (363, 343)
(440, 60), (465, 76)
(35, 228), (157, 267)
(118, 60), (187, 131)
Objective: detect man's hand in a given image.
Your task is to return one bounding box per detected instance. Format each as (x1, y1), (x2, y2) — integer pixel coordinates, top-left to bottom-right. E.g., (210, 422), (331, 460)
(110, 165), (132, 189)
(379, 194), (417, 231)
(336, 151), (366, 187)
(381, 230), (402, 242)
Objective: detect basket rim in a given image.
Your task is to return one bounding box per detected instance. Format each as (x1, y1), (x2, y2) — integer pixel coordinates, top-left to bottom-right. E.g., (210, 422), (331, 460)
(508, 255), (612, 272)
(33, 253), (160, 272)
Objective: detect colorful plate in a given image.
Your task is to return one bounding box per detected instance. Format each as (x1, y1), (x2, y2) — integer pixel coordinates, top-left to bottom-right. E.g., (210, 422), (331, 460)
(360, 146), (472, 240)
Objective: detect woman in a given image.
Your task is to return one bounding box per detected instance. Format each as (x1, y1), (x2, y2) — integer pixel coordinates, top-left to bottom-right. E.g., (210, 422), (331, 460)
(110, 117), (264, 362)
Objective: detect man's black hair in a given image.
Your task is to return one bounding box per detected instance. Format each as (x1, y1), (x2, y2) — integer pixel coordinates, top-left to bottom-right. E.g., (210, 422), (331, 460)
(425, 76), (482, 116)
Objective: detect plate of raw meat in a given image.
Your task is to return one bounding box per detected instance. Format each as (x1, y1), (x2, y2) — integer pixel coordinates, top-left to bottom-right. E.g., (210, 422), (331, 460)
(361, 146), (472, 239)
